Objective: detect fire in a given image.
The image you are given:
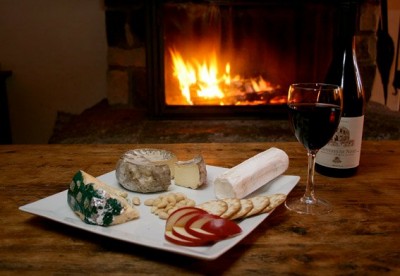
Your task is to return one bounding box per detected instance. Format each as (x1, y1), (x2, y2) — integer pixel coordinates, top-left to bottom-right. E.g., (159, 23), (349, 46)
(169, 48), (281, 105)
(169, 49), (227, 105)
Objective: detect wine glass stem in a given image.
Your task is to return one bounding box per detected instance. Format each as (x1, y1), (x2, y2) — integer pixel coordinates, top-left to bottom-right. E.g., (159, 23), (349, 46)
(303, 150), (318, 204)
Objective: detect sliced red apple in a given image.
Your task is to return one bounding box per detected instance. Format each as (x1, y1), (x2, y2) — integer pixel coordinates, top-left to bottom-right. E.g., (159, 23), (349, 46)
(165, 230), (209, 247)
(165, 207), (206, 232)
(172, 212), (211, 242)
(164, 207), (242, 247)
(173, 211), (205, 227)
(172, 226), (210, 243)
(201, 217), (242, 238)
(185, 214), (223, 240)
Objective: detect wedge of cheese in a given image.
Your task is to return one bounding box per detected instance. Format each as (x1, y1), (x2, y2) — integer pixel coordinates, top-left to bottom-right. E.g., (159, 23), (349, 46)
(174, 155), (207, 189)
(214, 147), (289, 199)
(67, 170), (139, 226)
(116, 149), (177, 193)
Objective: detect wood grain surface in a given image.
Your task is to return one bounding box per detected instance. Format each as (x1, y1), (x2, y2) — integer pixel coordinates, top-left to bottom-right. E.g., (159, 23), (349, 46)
(1, 141), (399, 275)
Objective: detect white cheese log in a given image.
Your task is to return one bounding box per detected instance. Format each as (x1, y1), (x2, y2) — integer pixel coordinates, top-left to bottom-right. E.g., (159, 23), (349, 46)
(174, 155), (207, 189)
(116, 149), (177, 193)
(214, 147), (289, 199)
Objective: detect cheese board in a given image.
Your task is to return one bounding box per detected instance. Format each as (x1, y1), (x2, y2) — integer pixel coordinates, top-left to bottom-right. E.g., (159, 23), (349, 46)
(19, 165), (299, 260)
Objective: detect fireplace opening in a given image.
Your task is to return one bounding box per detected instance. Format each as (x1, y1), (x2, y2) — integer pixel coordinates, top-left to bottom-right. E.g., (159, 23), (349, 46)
(147, 0), (337, 118)
(163, 3), (290, 107)
(104, 0), (377, 120)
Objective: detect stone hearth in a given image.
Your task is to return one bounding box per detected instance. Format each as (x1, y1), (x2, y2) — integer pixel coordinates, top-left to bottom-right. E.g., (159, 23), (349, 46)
(49, 100), (400, 144)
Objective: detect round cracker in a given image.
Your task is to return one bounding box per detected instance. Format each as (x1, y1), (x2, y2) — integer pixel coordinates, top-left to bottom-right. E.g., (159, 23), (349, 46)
(197, 199), (228, 216)
(245, 196), (270, 218)
(220, 198), (241, 219)
(261, 194), (287, 213)
(230, 198), (253, 220)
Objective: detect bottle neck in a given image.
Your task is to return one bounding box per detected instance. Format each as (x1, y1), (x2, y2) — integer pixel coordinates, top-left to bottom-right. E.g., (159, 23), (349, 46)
(334, 0), (359, 50)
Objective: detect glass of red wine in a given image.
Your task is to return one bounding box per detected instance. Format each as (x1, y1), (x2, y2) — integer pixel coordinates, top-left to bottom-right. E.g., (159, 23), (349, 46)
(285, 83), (342, 215)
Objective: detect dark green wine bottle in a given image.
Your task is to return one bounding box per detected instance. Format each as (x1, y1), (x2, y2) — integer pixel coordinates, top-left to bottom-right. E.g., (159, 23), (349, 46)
(315, 0), (365, 178)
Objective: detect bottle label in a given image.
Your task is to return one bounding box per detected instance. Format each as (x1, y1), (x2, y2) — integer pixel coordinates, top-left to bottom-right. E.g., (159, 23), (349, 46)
(316, 116), (364, 169)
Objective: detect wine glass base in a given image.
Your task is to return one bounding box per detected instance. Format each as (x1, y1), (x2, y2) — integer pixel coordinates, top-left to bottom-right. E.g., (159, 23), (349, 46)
(285, 197), (332, 215)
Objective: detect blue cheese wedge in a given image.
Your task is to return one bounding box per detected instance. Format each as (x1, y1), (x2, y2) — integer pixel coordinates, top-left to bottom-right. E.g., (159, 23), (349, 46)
(174, 155), (207, 189)
(67, 170), (139, 226)
(116, 149), (177, 193)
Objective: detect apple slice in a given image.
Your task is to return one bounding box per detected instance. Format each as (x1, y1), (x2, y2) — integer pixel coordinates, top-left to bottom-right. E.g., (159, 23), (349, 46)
(172, 212), (211, 242)
(186, 213), (242, 239)
(165, 230), (210, 247)
(164, 207), (242, 247)
(184, 214), (223, 240)
(201, 217), (242, 238)
(172, 226), (212, 244)
(165, 207), (206, 232)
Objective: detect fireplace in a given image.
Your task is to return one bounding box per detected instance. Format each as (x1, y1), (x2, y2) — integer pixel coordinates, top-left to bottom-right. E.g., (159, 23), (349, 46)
(105, 0), (378, 118)
(149, 0), (337, 117)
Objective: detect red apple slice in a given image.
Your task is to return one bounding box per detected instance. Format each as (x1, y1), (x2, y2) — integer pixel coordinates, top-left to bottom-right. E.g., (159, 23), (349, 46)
(172, 212), (211, 242)
(165, 207), (206, 232)
(164, 207), (242, 246)
(165, 230), (212, 247)
(172, 226), (206, 243)
(173, 211), (204, 227)
(186, 213), (242, 239)
(164, 230), (200, 246)
(202, 217), (242, 238)
(185, 214), (223, 240)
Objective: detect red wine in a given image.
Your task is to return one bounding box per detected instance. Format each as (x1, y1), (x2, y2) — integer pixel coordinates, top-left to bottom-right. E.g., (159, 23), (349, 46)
(315, 0), (365, 178)
(288, 103), (342, 151)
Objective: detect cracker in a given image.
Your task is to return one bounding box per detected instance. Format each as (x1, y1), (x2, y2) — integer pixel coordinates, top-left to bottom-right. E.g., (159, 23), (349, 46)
(230, 198), (253, 220)
(244, 196), (270, 218)
(220, 198), (241, 219)
(197, 199), (228, 216)
(261, 194), (287, 213)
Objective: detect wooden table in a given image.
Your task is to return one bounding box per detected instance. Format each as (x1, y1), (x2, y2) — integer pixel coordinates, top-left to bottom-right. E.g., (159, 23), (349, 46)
(1, 141), (399, 275)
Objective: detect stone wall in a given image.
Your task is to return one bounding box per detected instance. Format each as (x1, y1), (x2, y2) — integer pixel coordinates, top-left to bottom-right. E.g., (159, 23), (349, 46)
(105, 0), (147, 107)
(357, 0), (381, 101)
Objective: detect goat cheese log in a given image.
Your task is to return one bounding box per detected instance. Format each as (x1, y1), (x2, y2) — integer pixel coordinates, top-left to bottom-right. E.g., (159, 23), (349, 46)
(68, 170), (139, 226)
(116, 149), (177, 193)
(214, 147), (289, 199)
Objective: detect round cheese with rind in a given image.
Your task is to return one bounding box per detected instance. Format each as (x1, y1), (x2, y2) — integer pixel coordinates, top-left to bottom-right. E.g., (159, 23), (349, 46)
(116, 149), (177, 193)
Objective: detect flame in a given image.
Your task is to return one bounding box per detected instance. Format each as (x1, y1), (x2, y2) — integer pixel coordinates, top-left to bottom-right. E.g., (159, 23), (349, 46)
(169, 48), (282, 105)
(169, 49), (196, 104)
(170, 48), (228, 105)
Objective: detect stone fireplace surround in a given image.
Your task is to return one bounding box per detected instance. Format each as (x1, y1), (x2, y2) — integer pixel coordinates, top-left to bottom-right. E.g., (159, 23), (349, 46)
(104, 0), (380, 116)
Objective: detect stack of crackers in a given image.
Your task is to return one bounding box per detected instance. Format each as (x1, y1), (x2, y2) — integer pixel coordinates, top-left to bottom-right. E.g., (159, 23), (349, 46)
(196, 194), (287, 220)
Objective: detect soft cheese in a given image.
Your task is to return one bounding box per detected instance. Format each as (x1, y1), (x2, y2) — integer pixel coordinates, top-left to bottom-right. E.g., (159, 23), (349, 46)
(214, 147), (289, 199)
(67, 170), (139, 226)
(116, 149), (177, 193)
(174, 155), (207, 189)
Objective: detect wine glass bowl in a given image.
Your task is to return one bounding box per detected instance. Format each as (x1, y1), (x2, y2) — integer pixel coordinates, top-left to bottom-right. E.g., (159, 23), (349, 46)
(285, 83), (342, 215)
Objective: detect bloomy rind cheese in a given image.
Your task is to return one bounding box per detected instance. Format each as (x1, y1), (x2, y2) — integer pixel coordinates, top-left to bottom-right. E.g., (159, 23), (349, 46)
(116, 149), (177, 193)
(214, 147), (289, 199)
(174, 155), (207, 189)
(67, 170), (139, 226)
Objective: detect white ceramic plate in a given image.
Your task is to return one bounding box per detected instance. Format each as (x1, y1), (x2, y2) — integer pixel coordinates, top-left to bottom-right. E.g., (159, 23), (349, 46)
(19, 165), (299, 260)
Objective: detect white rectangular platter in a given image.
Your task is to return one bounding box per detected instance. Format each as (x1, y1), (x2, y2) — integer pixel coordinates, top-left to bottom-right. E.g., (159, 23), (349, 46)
(20, 165), (299, 260)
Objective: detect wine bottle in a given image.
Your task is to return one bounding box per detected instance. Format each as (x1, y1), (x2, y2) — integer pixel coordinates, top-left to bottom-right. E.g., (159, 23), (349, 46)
(315, 0), (365, 178)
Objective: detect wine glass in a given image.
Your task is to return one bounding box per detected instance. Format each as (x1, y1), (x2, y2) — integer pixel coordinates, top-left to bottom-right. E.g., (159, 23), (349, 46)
(285, 83), (342, 215)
